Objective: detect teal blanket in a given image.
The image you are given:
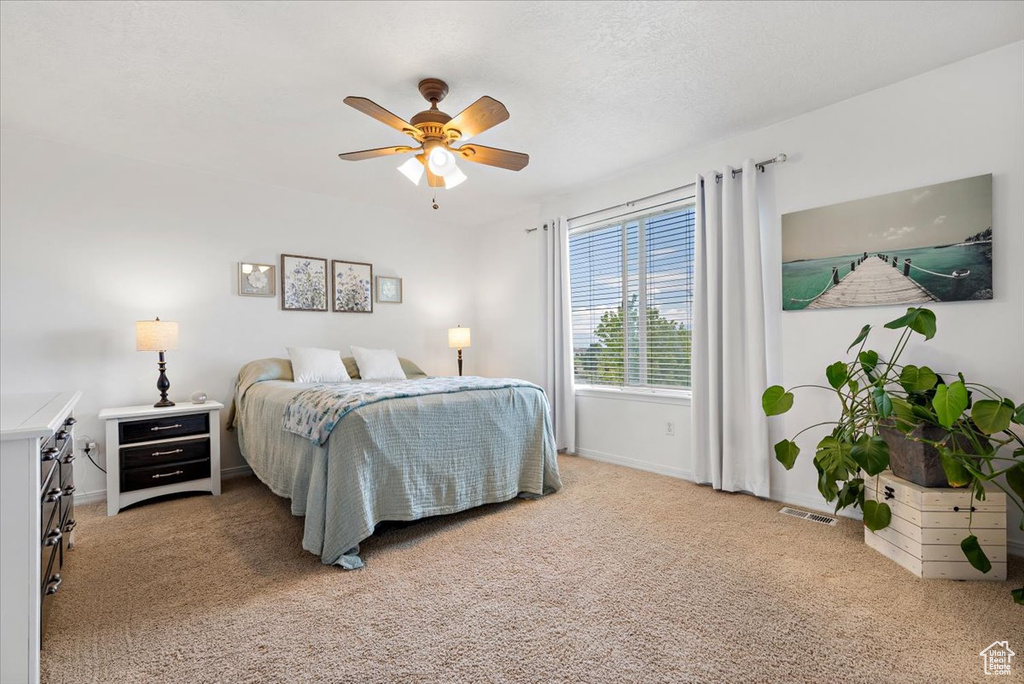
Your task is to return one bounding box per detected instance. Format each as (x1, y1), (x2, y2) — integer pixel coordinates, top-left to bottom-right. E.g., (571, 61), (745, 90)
(235, 376), (561, 569)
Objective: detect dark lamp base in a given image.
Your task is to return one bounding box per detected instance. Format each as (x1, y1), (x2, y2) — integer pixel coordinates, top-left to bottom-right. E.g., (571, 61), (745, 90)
(153, 398), (176, 408)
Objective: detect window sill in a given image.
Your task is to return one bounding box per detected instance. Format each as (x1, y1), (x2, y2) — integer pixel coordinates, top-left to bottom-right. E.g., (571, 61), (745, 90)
(574, 385), (692, 406)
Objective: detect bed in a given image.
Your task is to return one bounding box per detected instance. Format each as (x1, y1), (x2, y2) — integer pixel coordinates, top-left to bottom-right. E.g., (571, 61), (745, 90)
(229, 358), (561, 568)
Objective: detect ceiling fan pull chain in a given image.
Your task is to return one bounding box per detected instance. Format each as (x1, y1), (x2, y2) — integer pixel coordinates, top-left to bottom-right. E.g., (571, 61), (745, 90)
(432, 193), (439, 210)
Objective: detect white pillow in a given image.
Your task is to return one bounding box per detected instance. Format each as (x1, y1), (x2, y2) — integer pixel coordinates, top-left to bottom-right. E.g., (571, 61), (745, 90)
(286, 347), (351, 383)
(350, 346), (406, 381)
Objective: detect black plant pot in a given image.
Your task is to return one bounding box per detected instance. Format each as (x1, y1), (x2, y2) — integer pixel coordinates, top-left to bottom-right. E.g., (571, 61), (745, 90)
(878, 422), (952, 488)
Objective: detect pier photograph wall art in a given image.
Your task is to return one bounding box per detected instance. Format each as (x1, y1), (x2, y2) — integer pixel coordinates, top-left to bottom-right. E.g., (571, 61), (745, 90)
(781, 174), (992, 311)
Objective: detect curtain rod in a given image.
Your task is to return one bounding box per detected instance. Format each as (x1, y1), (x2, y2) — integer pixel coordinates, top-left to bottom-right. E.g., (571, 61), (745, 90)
(565, 153), (787, 225)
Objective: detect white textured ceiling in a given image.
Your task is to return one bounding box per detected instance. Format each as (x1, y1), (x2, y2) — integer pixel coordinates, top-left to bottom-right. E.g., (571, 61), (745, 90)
(2, 1), (1022, 226)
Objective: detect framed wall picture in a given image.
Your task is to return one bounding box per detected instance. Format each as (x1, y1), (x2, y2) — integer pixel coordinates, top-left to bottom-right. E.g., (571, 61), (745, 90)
(781, 174), (992, 311)
(376, 275), (403, 303)
(332, 260), (373, 313)
(280, 254), (328, 311)
(238, 262), (275, 297)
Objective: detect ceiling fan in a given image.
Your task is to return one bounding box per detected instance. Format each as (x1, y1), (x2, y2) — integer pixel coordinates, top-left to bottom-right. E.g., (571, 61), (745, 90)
(337, 78), (529, 192)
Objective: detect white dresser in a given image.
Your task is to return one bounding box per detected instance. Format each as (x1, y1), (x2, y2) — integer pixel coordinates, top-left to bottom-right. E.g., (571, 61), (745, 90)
(1, 391), (82, 684)
(863, 470), (1006, 580)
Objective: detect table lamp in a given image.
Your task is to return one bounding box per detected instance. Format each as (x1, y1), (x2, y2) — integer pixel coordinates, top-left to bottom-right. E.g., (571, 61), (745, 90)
(448, 326), (471, 376)
(136, 317), (179, 407)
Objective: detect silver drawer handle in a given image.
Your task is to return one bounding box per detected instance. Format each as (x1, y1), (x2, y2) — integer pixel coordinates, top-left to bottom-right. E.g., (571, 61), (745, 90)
(152, 470), (184, 479)
(45, 574), (62, 595)
(44, 529), (62, 546)
(151, 449), (184, 457)
(43, 487), (62, 504)
(150, 424), (183, 431)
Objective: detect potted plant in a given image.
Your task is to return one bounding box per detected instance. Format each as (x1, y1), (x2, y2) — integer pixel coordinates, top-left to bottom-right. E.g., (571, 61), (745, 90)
(761, 307), (1023, 603)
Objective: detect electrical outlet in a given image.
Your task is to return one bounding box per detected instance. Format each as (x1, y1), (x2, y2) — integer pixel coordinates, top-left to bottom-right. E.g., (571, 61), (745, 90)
(665, 421), (675, 436)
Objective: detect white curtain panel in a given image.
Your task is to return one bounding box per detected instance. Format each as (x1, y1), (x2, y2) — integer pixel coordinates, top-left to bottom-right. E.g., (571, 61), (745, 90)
(692, 160), (771, 497)
(544, 217), (576, 452)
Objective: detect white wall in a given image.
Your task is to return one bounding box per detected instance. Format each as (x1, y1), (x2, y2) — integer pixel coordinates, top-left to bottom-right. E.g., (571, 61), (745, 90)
(0, 132), (477, 499)
(474, 42), (1024, 550)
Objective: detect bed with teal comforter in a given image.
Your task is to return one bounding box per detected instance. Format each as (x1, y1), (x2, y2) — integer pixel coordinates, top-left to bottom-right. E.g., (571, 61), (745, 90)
(231, 359), (561, 568)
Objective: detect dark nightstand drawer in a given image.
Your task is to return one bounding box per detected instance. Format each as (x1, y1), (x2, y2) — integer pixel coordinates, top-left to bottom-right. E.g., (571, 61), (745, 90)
(121, 458), (210, 493)
(120, 436), (209, 470)
(119, 413), (209, 445)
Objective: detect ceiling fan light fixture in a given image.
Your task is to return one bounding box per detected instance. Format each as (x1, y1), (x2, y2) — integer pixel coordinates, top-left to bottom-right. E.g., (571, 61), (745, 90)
(443, 165), (468, 189)
(427, 145), (457, 177)
(397, 156), (425, 185)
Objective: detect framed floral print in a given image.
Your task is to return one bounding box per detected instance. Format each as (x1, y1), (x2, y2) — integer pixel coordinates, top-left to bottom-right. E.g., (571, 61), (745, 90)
(332, 260), (373, 313)
(238, 262), (275, 297)
(280, 254), (328, 311)
(376, 275), (403, 303)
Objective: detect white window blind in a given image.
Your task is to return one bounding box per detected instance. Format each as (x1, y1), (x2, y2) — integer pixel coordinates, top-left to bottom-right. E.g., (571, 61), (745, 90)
(569, 203), (694, 390)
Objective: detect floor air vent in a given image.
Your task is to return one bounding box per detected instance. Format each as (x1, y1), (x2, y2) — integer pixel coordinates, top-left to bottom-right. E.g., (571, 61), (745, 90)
(779, 506), (838, 526)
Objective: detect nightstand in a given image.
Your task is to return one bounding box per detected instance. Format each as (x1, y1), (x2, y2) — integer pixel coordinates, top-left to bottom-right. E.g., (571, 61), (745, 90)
(99, 402), (222, 516)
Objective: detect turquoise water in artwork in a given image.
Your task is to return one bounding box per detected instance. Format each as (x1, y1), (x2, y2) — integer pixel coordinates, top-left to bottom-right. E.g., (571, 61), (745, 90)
(782, 243), (992, 311)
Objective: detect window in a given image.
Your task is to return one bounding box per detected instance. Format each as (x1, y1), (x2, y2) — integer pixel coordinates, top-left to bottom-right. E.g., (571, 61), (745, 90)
(569, 203), (694, 390)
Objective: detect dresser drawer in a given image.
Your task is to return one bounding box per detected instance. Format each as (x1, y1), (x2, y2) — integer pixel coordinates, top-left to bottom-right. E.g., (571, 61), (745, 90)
(40, 506), (61, 587)
(121, 436), (210, 470)
(40, 471), (61, 540)
(40, 554), (61, 641)
(119, 412), (209, 444)
(121, 457), (210, 493)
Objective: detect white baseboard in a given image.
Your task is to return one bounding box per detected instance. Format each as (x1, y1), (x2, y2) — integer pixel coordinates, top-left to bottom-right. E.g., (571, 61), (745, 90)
(74, 489), (107, 505)
(573, 447), (692, 480)
(222, 465), (253, 480)
(73, 465), (253, 505)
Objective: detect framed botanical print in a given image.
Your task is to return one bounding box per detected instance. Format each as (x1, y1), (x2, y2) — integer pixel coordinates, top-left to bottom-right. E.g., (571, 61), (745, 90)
(332, 260), (373, 313)
(238, 262), (275, 297)
(376, 275), (403, 303)
(280, 254), (328, 311)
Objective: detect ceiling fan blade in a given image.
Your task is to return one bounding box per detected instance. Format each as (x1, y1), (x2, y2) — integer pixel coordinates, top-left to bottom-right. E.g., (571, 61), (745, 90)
(337, 145), (415, 161)
(343, 96), (420, 138)
(443, 96), (509, 140)
(454, 144), (529, 171)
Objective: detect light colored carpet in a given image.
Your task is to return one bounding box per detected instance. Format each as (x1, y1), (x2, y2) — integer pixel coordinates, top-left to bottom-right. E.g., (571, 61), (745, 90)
(42, 455), (1021, 683)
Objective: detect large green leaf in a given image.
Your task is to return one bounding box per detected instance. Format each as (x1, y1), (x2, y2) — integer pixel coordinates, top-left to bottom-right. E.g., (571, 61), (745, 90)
(851, 434), (890, 476)
(884, 307), (937, 340)
(938, 448), (972, 488)
(872, 388), (893, 419)
(960, 535), (992, 574)
(1013, 403), (1024, 425)
(863, 500), (891, 532)
(847, 324), (871, 353)
(932, 381), (969, 428)
(835, 478), (863, 513)
(825, 362), (848, 390)
(971, 400), (1013, 435)
(1012, 588), (1024, 605)
(1005, 462), (1024, 502)
(815, 436), (855, 479)
(859, 350), (880, 379)
(774, 439), (800, 470)
(899, 365), (938, 393)
(762, 386), (794, 416)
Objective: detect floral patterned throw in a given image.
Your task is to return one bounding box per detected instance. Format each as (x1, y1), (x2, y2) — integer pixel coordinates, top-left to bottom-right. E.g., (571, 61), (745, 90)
(283, 376), (544, 445)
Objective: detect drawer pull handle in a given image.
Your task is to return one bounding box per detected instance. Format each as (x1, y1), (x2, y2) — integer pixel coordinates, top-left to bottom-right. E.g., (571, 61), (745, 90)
(62, 453), (76, 464)
(56, 430), (70, 441)
(41, 447), (60, 462)
(63, 519), (77, 533)
(62, 484), (76, 496)
(43, 487), (62, 504)
(44, 529), (62, 546)
(45, 574), (62, 595)
(151, 449), (184, 457)
(64, 417), (78, 427)
(152, 470), (184, 479)
(150, 424), (183, 431)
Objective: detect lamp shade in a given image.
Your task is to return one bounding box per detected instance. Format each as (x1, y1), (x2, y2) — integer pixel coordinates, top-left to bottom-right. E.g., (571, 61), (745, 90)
(448, 327), (471, 349)
(136, 319), (179, 351)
